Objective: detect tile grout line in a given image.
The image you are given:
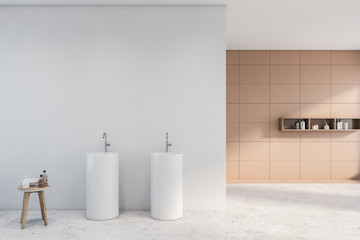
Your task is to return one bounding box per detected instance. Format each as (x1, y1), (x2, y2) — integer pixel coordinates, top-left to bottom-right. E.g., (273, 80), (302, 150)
(300, 51), (302, 180)
(238, 50), (241, 180)
(330, 50), (332, 180)
(268, 50), (271, 180)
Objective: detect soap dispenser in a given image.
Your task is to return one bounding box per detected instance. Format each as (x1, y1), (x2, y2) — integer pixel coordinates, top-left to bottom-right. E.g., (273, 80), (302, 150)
(337, 119), (343, 130)
(300, 120), (306, 130)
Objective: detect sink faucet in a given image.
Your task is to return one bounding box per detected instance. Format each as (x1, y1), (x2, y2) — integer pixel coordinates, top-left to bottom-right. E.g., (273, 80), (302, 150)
(102, 132), (111, 153)
(165, 132), (172, 153)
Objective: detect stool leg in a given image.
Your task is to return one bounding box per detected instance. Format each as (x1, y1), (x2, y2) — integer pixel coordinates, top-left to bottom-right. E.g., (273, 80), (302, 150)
(20, 193), (26, 223)
(38, 191), (44, 220)
(40, 191), (48, 226)
(21, 192), (30, 229)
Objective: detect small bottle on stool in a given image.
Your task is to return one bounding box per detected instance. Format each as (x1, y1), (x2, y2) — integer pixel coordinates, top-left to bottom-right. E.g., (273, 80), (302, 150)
(42, 170), (48, 186)
(39, 175), (44, 187)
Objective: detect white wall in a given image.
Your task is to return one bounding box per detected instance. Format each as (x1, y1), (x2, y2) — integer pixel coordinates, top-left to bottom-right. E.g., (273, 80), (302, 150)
(0, 5), (226, 210)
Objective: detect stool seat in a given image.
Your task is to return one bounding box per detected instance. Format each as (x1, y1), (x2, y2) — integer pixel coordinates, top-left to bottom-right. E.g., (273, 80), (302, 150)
(18, 186), (50, 229)
(18, 185), (50, 192)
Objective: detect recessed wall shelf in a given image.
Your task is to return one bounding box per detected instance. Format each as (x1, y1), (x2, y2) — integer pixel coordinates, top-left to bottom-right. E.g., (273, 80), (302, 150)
(279, 118), (360, 132)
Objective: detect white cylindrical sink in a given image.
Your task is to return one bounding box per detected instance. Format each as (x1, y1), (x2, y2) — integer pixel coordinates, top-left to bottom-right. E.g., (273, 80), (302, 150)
(86, 152), (119, 220)
(151, 152), (183, 220)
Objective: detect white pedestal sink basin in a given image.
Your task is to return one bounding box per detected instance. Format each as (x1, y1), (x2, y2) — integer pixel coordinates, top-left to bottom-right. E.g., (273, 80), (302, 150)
(86, 152), (119, 220)
(151, 152), (183, 220)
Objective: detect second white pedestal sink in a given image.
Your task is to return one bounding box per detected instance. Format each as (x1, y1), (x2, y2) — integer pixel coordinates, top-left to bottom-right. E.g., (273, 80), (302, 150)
(86, 152), (119, 220)
(151, 152), (183, 220)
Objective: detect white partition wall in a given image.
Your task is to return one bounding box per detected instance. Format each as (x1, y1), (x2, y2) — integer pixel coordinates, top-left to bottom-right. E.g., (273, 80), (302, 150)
(0, 5), (226, 210)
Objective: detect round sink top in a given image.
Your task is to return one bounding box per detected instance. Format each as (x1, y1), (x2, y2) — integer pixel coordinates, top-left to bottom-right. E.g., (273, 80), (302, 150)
(151, 152), (183, 156)
(86, 152), (119, 157)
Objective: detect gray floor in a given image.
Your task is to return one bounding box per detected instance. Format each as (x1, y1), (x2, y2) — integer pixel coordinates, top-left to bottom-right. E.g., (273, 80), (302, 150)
(1, 184), (360, 240)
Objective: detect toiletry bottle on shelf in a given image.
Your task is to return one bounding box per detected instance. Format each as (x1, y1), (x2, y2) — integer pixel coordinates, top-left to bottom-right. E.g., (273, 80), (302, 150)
(295, 121), (300, 129)
(337, 119), (343, 130)
(324, 119), (330, 130)
(39, 175), (44, 187)
(344, 121), (348, 130)
(42, 170), (48, 186)
(300, 120), (306, 130)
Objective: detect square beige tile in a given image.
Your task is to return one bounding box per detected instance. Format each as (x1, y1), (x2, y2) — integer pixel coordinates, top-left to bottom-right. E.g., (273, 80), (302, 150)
(270, 161), (300, 180)
(226, 123), (239, 141)
(331, 84), (360, 103)
(331, 161), (360, 180)
(301, 161), (331, 180)
(301, 104), (331, 118)
(301, 85), (330, 104)
(270, 122), (300, 141)
(240, 142), (269, 161)
(270, 50), (300, 64)
(270, 85), (300, 103)
(240, 123), (269, 141)
(331, 50), (360, 64)
(270, 65), (300, 84)
(240, 84), (269, 103)
(226, 84), (239, 103)
(331, 65), (360, 84)
(301, 50), (330, 64)
(240, 65), (269, 84)
(227, 161), (239, 180)
(270, 104), (300, 122)
(270, 142), (300, 161)
(240, 104), (269, 123)
(226, 104), (239, 123)
(301, 131), (330, 142)
(331, 104), (360, 117)
(301, 142), (330, 161)
(226, 142), (240, 161)
(331, 131), (360, 142)
(227, 50), (239, 64)
(226, 65), (239, 84)
(331, 142), (360, 161)
(301, 65), (330, 84)
(240, 161), (270, 180)
(240, 50), (269, 64)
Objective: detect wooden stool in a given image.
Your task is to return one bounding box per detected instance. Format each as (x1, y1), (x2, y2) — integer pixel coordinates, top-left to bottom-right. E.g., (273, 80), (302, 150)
(18, 186), (49, 229)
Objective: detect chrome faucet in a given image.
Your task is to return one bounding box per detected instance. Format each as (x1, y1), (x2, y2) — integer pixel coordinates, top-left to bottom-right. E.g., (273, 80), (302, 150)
(165, 132), (172, 153)
(102, 132), (111, 153)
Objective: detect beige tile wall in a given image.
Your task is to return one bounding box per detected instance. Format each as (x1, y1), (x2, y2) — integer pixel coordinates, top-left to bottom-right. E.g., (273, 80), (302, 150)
(226, 50), (360, 181)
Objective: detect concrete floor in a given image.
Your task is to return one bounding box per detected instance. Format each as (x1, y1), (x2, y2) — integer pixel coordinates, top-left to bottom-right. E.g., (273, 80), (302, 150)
(1, 184), (360, 240)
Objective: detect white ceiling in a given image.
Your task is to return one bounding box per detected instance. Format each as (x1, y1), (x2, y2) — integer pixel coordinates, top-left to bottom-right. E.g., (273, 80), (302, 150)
(1, 0), (360, 49)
